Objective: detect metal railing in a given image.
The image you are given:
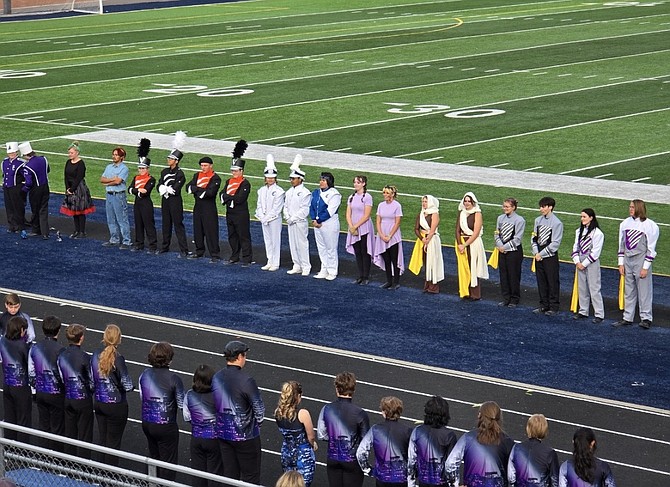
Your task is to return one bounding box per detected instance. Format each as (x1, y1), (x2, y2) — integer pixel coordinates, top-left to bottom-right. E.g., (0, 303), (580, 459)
(0, 421), (262, 487)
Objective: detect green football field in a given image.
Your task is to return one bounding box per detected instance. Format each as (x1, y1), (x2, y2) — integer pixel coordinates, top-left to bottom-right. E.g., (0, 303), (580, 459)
(1, 0), (668, 273)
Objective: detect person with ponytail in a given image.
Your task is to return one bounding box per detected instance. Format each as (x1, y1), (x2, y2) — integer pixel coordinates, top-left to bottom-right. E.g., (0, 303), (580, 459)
(90, 324), (134, 465)
(275, 381), (318, 486)
(558, 428), (615, 487)
(571, 209), (605, 323)
(445, 401), (514, 487)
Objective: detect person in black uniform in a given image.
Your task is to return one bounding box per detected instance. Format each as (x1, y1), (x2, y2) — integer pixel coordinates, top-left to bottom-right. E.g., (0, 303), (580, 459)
(187, 156), (222, 263)
(220, 140), (252, 266)
(2, 142), (27, 234)
(507, 414), (559, 487)
(128, 139), (158, 253)
(0, 316), (32, 442)
(157, 131), (189, 257)
(19, 141), (50, 239)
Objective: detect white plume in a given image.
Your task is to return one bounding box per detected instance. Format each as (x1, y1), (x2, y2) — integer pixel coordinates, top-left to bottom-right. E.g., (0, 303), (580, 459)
(172, 130), (186, 151)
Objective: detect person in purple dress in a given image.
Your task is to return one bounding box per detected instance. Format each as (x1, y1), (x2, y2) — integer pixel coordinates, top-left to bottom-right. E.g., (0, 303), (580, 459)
(374, 185), (404, 289)
(346, 175), (375, 285)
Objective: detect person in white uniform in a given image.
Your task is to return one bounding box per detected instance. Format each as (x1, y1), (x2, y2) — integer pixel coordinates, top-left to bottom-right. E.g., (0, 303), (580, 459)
(310, 172), (341, 281)
(255, 154), (285, 271)
(283, 155), (312, 276)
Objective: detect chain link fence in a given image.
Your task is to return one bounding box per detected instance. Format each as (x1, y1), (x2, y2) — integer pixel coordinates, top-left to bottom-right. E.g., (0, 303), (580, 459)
(0, 421), (260, 487)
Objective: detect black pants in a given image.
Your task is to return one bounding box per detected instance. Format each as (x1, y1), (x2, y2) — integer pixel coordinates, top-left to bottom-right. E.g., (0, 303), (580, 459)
(63, 397), (94, 458)
(193, 200), (220, 258)
(191, 436), (224, 487)
(28, 184), (50, 236)
(536, 254), (560, 312)
(134, 199), (157, 251)
(3, 384), (32, 443)
(96, 401), (129, 465)
(36, 391), (64, 450)
(4, 186), (26, 232)
(499, 246), (523, 305)
(382, 243), (401, 285)
(226, 211), (252, 263)
(73, 214), (86, 234)
(160, 197), (188, 253)
(326, 459), (364, 487)
(143, 421), (179, 481)
(353, 235), (371, 279)
(219, 436), (261, 484)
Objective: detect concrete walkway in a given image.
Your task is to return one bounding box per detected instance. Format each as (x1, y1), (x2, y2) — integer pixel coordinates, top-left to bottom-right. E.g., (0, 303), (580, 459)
(68, 129), (670, 204)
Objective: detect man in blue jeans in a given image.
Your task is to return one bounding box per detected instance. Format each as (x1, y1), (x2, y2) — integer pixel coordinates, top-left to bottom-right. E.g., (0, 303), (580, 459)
(100, 147), (131, 249)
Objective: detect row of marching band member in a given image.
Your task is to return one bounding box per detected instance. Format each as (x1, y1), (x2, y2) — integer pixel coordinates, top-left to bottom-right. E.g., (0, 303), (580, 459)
(3, 138), (660, 327)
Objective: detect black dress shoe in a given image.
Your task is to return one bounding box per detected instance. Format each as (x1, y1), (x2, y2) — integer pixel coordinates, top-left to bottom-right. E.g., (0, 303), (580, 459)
(42, 235), (49, 240)
(498, 301), (510, 307)
(612, 320), (633, 328)
(573, 313), (588, 320)
(352, 278), (363, 285)
(359, 279), (369, 286)
(224, 259), (239, 265)
(102, 241), (119, 247)
(639, 320), (652, 329)
(380, 282), (392, 289)
(119, 244), (130, 250)
(178, 251), (191, 258)
(209, 257), (220, 264)
(75, 232), (87, 239)
(533, 307), (548, 314)
(130, 246), (143, 252)
(592, 317), (604, 324)
(69, 232), (79, 239)
(544, 310), (558, 316)
(155, 249), (168, 254)
(391, 284), (400, 290)
(507, 303), (518, 308)
(187, 254), (202, 259)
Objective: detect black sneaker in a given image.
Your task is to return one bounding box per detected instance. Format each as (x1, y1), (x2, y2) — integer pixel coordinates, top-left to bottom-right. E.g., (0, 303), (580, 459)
(573, 313), (588, 320)
(639, 320), (652, 330)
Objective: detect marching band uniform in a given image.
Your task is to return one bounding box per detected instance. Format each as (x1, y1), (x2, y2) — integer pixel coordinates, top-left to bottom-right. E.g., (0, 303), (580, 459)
(532, 209), (563, 314)
(572, 226), (605, 320)
(2, 142), (27, 233)
(184, 385), (224, 487)
(256, 155), (285, 271)
(310, 173), (341, 279)
(508, 438), (559, 487)
(19, 141), (50, 238)
(495, 210), (525, 306)
(29, 335), (65, 446)
(220, 148), (253, 265)
(157, 148), (189, 256)
(357, 418), (412, 486)
(408, 423), (457, 486)
(0, 332), (32, 442)
(445, 429), (515, 487)
(187, 157), (222, 261)
(128, 153), (158, 253)
(283, 157), (311, 276)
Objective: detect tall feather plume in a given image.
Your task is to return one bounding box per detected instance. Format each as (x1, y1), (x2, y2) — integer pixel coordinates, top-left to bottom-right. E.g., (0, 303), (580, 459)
(137, 138), (151, 159)
(172, 130), (186, 151)
(290, 154), (302, 171)
(232, 139), (248, 160)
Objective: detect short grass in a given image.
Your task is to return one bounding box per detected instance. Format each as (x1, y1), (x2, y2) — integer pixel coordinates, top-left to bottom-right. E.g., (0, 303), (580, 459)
(1, 0), (668, 273)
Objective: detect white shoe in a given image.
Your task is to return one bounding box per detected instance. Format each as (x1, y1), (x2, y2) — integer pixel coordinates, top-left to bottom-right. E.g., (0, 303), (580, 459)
(314, 271), (328, 279)
(325, 274), (336, 281)
(261, 263), (272, 271)
(301, 270), (311, 276)
(268, 266), (279, 272)
(287, 267), (302, 275)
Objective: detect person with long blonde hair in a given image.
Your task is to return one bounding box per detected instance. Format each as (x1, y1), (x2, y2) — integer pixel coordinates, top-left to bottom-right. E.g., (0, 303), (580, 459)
(275, 381), (318, 486)
(90, 324), (133, 465)
(445, 401), (514, 487)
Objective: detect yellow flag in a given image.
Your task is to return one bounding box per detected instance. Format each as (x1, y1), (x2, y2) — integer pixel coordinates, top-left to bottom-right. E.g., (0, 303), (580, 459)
(408, 239), (424, 275)
(618, 274), (625, 310)
(570, 269), (579, 313)
(487, 248), (499, 269)
(531, 259), (536, 273)
(455, 238), (471, 298)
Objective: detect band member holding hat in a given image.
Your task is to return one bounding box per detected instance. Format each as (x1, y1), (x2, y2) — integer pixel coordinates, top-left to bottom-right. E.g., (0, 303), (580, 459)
(128, 139), (158, 253)
(187, 156), (222, 263)
(2, 142), (27, 234)
(19, 141), (50, 239)
(220, 140), (253, 266)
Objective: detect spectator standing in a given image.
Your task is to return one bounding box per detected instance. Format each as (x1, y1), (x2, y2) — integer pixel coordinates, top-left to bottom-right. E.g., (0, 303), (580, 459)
(220, 140), (253, 266)
(256, 154), (285, 271)
(57, 324), (94, 458)
(100, 146), (132, 249)
(310, 172), (342, 280)
(19, 141), (50, 239)
(494, 198), (525, 307)
(128, 138), (158, 253)
(275, 381), (318, 487)
(357, 396), (412, 487)
(558, 428), (616, 487)
(407, 396), (456, 487)
(28, 315), (65, 449)
(2, 141), (27, 234)
(139, 341), (185, 481)
(508, 414), (559, 487)
(531, 197), (564, 316)
(60, 141), (95, 239)
(184, 364), (224, 487)
(373, 185), (403, 289)
(157, 132), (190, 257)
(317, 371), (370, 487)
(283, 155), (311, 276)
(212, 340), (265, 484)
(0, 316), (32, 442)
(345, 175), (374, 285)
(91, 324), (134, 465)
(571, 209), (605, 324)
(614, 199), (660, 329)
(445, 401), (514, 487)
(186, 156), (222, 263)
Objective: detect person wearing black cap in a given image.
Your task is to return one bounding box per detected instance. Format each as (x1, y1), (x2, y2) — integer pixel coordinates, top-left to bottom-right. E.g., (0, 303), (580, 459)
(157, 132), (190, 257)
(212, 340), (265, 484)
(128, 139), (158, 253)
(187, 156), (222, 263)
(309, 172), (342, 280)
(220, 140), (253, 266)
